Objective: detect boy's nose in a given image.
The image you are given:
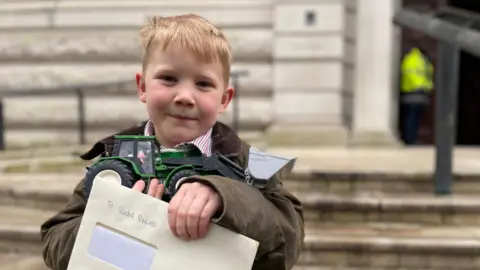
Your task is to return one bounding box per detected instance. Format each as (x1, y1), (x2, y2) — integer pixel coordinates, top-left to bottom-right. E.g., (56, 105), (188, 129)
(173, 87), (195, 107)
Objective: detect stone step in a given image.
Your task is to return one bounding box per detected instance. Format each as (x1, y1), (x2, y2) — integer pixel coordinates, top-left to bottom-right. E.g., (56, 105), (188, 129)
(0, 254), (47, 270)
(4, 170), (480, 228)
(0, 205), (57, 254)
(276, 147), (480, 196)
(0, 156), (90, 173)
(283, 171), (480, 195)
(0, 173), (82, 211)
(301, 192), (480, 226)
(291, 267), (385, 270)
(0, 254), (336, 270)
(0, 145), (89, 160)
(301, 224), (480, 269)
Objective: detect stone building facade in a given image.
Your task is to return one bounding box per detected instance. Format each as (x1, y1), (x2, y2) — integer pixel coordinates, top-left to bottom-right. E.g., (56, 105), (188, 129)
(0, 0), (401, 148)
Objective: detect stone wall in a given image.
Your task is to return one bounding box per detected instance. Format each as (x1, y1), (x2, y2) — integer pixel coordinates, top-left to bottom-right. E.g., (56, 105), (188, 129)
(266, 0), (358, 146)
(0, 0), (366, 148)
(0, 0), (274, 148)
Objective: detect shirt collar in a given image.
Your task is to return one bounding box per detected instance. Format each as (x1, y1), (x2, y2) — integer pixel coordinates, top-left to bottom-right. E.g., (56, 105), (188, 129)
(144, 120), (213, 156)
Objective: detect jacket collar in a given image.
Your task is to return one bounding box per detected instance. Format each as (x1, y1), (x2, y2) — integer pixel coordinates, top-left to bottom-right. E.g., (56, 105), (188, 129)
(80, 121), (243, 160)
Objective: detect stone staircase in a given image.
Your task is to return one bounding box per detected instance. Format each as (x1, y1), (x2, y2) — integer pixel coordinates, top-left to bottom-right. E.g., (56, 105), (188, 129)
(2, 148), (480, 269)
(290, 172), (480, 269)
(0, 0), (273, 149)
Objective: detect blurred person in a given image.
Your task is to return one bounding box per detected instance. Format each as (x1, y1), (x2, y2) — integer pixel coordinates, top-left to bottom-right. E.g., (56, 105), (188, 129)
(400, 33), (434, 145)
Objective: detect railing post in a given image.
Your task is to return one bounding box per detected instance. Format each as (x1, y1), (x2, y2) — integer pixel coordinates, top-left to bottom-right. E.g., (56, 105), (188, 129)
(76, 89), (86, 145)
(433, 42), (460, 195)
(0, 99), (4, 151)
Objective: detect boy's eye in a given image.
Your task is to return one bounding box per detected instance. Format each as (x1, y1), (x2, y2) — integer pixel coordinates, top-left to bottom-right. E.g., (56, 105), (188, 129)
(155, 75), (178, 84)
(159, 75), (177, 83)
(196, 81), (211, 88)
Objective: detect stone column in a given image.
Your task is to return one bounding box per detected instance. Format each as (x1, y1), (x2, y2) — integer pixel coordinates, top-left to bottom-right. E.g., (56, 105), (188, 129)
(266, 1), (357, 146)
(350, 0), (400, 146)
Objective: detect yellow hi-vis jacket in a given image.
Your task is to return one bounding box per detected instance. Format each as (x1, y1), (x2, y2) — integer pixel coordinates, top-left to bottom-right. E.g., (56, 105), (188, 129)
(401, 47), (434, 93)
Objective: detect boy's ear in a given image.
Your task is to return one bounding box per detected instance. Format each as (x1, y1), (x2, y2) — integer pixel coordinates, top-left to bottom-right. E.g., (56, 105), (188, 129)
(136, 72), (146, 103)
(219, 86), (234, 113)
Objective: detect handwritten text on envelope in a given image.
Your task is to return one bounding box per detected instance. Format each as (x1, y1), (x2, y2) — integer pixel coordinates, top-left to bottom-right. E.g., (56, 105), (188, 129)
(67, 179), (259, 270)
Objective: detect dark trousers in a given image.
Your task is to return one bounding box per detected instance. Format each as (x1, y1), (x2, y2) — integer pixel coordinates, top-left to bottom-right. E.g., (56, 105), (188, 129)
(401, 102), (426, 145)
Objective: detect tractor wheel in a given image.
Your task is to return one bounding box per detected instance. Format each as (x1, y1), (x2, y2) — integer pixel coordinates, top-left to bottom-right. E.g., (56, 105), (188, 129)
(84, 160), (136, 198)
(166, 169), (198, 196)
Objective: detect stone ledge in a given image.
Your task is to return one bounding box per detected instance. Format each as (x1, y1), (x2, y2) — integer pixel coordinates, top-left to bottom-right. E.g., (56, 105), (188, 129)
(0, 254), (47, 270)
(348, 130), (401, 147)
(300, 226), (480, 268)
(0, 28), (273, 62)
(0, 156), (89, 173)
(0, 226), (42, 253)
(0, 204), (56, 253)
(265, 125), (348, 146)
(300, 193), (480, 213)
(0, 225), (40, 242)
(0, 0), (272, 11)
(0, 184), (76, 211)
(304, 226), (480, 254)
(2, 97), (272, 131)
(0, 145), (89, 160)
(267, 147), (480, 175)
(0, 63), (271, 93)
(0, 1), (272, 29)
(284, 171), (480, 195)
(0, 173), (85, 210)
(292, 267), (374, 270)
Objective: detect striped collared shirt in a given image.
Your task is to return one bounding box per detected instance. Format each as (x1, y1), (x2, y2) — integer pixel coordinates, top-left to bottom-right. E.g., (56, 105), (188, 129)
(143, 120), (213, 156)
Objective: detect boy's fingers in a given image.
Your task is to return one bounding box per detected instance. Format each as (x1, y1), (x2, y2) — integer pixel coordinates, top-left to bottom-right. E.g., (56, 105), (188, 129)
(198, 198), (217, 239)
(168, 187), (187, 237)
(187, 193), (209, 240)
(147, 179), (159, 197)
(176, 192), (196, 241)
(155, 183), (165, 199)
(132, 180), (145, 192)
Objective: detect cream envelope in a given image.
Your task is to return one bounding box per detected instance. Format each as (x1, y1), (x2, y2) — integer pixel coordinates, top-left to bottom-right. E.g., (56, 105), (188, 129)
(67, 179), (259, 270)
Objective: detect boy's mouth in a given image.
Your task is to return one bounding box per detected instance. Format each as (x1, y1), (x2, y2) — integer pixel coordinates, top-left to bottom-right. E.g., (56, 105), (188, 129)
(169, 114), (197, 121)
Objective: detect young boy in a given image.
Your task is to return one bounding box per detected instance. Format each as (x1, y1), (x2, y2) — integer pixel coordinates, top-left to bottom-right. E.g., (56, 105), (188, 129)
(40, 14), (305, 270)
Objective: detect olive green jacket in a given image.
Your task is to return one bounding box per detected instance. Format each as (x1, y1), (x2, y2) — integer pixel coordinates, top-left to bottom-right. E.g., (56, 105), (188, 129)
(40, 121), (305, 270)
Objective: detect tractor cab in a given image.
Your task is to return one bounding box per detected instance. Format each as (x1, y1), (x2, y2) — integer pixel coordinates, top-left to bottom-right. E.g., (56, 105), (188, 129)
(111, 135), (158, 177)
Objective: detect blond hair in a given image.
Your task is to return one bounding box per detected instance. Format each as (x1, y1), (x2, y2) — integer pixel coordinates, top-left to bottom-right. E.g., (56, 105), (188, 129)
(140, 14), (232, 84)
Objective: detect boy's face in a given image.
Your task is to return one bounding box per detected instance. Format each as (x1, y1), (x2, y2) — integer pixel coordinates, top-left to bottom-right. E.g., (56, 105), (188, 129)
(136, 49), (234, 148)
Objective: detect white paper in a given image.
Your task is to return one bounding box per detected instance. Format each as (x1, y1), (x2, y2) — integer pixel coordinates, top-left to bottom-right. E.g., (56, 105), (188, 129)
(67, 179), (259, 270)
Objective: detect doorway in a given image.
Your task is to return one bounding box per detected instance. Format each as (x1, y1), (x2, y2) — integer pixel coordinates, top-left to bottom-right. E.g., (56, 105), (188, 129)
(449, 1), (480, 145)
(399, 0), (480, 145)
(456, 51), (480, 145)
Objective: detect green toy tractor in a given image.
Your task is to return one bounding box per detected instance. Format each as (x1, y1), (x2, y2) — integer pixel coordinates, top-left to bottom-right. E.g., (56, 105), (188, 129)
(83, 135), (296, 201)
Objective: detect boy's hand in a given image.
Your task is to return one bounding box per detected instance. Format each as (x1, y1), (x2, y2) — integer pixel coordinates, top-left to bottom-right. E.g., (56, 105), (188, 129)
(132, 179), (164, 199)
(168, 182), (222, 241)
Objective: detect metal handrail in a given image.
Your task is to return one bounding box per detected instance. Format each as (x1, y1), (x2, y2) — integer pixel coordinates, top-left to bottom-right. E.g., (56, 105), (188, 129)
(0, 80), (134, 97)
(393, 7), (480, 195)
